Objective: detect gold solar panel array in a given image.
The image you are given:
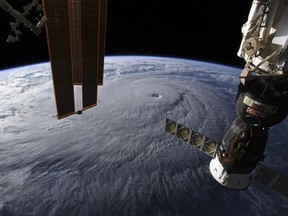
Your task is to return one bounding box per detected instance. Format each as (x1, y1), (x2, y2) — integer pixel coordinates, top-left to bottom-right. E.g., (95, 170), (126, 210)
(165, 117), (218, 157)
(43, 0), (108, 119)
(42, 1), (75, 119)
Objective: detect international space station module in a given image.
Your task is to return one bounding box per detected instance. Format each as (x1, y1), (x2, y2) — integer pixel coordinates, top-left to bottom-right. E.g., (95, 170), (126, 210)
(166, 0), (288, 198)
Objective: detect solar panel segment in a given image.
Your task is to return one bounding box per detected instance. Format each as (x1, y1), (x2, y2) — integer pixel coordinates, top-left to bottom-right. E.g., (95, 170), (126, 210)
(254, 164), (288, 198)
(165, 117), (218, 157)
(43, 0), (107, 119)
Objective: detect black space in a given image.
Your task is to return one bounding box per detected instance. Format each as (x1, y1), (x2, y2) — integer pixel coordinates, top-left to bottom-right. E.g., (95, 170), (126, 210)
(0, 0), (251, 70)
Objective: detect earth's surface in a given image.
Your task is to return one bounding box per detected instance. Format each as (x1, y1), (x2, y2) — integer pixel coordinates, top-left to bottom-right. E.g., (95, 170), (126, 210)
(0, 56), (287, 216)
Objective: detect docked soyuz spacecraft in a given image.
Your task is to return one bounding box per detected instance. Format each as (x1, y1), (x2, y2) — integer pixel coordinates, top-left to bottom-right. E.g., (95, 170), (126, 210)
(0, 0), (47, 43)
(166, 0), (288, 198)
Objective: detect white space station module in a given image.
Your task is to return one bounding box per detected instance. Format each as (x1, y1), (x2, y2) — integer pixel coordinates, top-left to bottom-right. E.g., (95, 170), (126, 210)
(166, 0), (288, 198)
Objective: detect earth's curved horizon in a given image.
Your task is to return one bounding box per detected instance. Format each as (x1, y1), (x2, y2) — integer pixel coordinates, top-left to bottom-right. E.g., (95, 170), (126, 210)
(0, 56), (287, 216)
